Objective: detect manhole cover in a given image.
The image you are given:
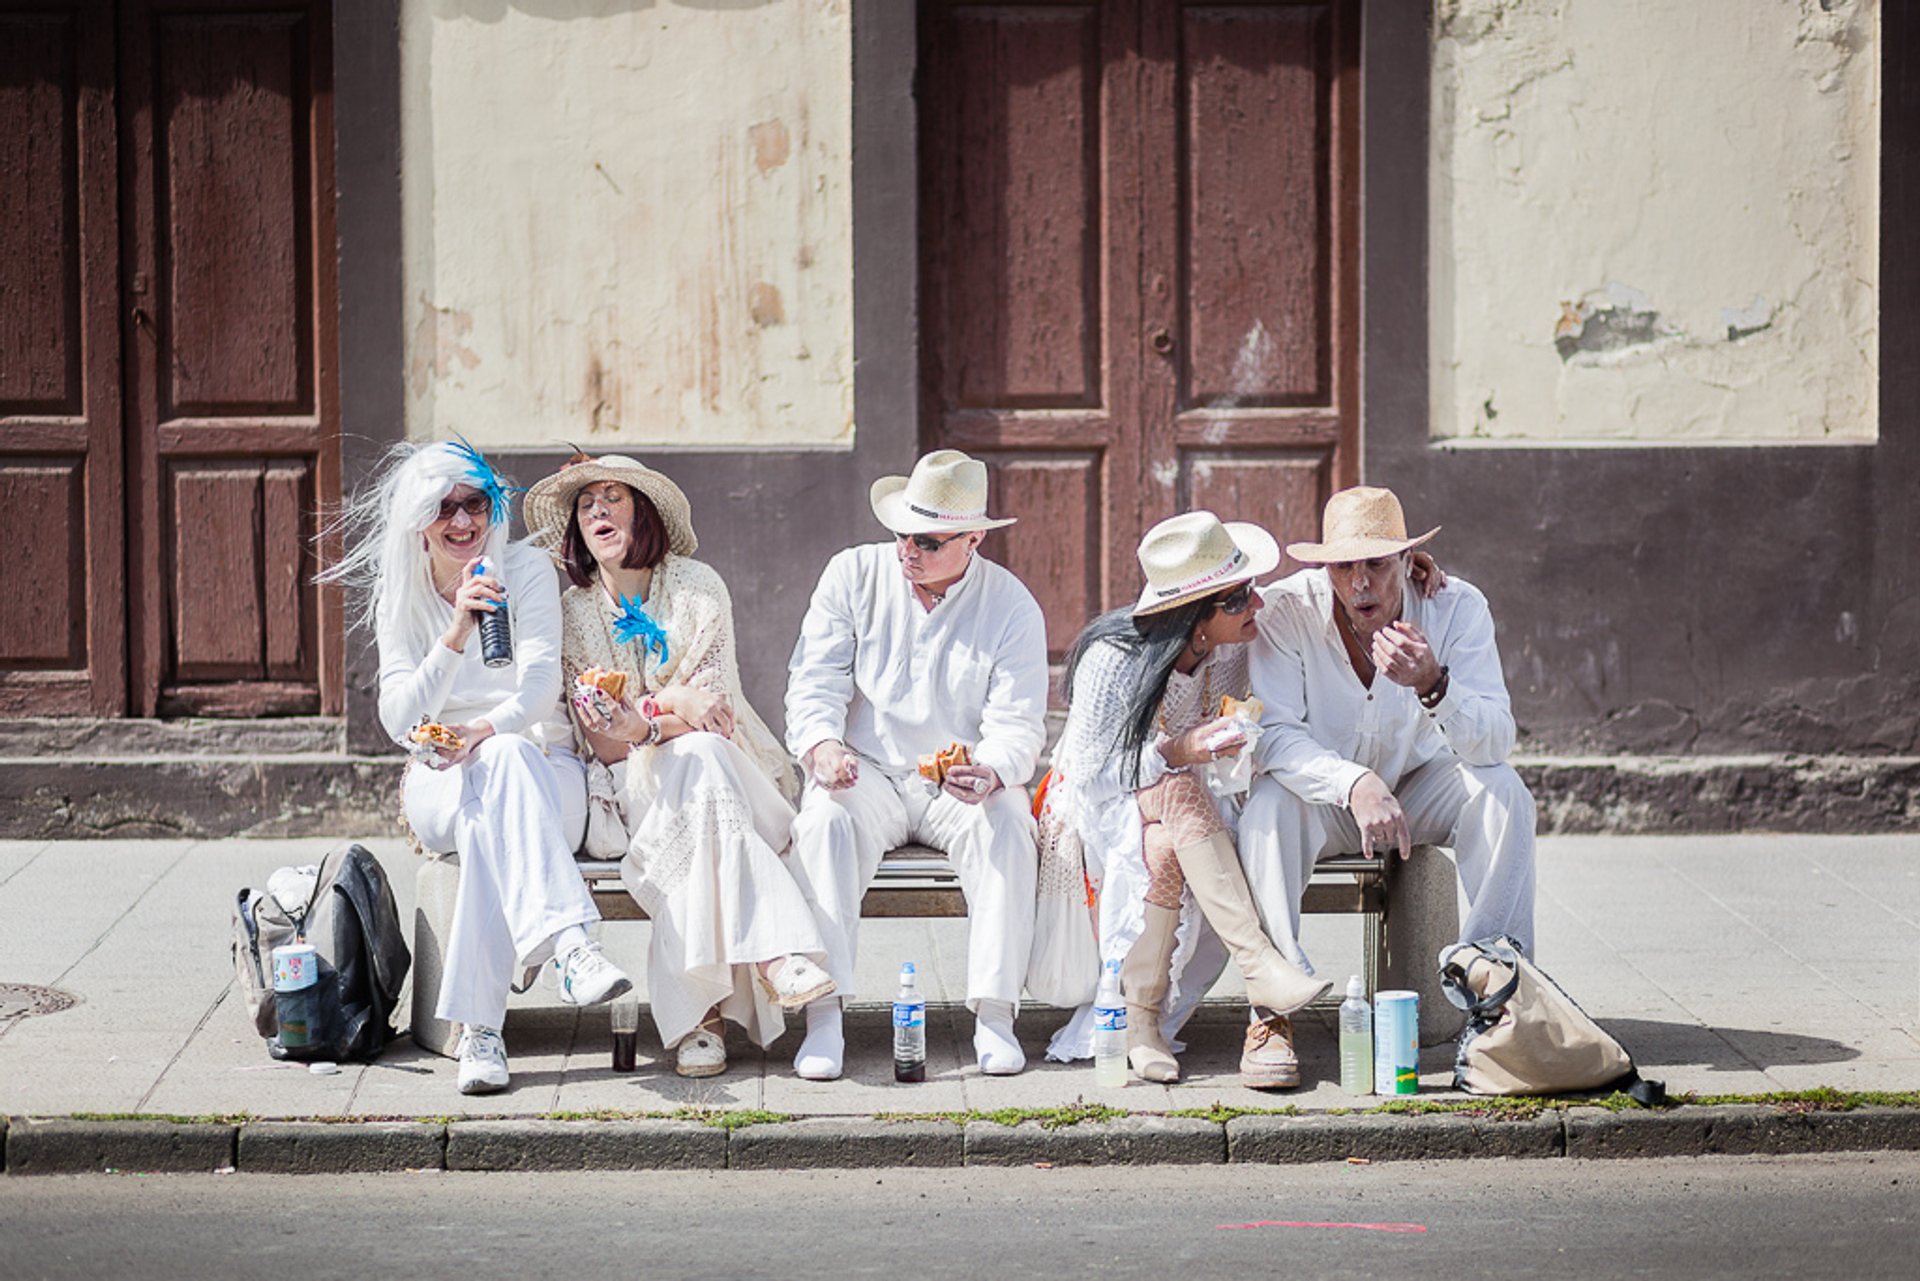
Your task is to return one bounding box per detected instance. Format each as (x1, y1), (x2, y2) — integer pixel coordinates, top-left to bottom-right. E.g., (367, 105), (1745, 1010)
(0, 984), (78, 1020)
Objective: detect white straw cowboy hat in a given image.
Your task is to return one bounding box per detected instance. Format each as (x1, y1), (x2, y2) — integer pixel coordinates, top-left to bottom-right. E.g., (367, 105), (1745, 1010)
(524, 454), (698, 556)
(1285, 486), (1439, 565)
(1132, 511), (1281, 616)
(870, 449), (1017, 535)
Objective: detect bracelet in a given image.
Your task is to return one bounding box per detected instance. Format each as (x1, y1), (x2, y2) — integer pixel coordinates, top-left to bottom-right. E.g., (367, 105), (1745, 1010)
(1419, 666), (1451, 709)
(640, 695), (662, 721)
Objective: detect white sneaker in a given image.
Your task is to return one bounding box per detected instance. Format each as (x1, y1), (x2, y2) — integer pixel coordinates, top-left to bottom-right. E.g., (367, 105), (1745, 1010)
(456, 1025), (510, 1095)
(973, 999), (1026, 1075)
(554, 941), (632, 1007)
(792, 1000), (844, 1081)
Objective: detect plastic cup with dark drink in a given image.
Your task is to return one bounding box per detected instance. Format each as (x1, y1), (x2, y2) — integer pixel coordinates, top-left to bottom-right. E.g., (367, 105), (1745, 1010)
(474, 558), (513, 668)
(610, 995), (640, 1073)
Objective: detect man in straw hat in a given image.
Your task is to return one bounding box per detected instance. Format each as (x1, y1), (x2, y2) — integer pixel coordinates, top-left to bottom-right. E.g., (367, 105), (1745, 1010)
(1239, 486), (1536, 1043)
(784, 450), (1050, 1079)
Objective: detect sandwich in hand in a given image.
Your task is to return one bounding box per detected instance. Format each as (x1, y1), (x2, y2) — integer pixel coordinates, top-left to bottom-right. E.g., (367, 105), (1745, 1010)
(575, 666), (629, 702)
(917, 742), (972, 785)
(409, 721), (466, 752)
(1218, 694), (1264, 722)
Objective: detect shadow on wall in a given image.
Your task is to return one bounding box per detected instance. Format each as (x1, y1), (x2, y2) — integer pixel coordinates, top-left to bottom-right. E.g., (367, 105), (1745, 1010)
(1599, 1018), (1862, 1073)
(431, 0), (778, 23)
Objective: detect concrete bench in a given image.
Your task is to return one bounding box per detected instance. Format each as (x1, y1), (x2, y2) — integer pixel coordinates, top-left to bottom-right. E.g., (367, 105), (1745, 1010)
(408, 841), (1457, 1058)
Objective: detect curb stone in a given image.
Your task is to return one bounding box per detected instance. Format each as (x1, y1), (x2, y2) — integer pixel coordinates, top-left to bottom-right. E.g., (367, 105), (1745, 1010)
(6, 1118), (236, 1175)
(238, 1122), (447, 1174)
(1564, 1106), (1722, 1158)
(728, 1118), (963, 1170)
(445, 1119), (725, 1171)
(963, 1116), (1224, 1167)
(1228, 1111), (1564, 1163)
(1565, 1105), (1920, 1159)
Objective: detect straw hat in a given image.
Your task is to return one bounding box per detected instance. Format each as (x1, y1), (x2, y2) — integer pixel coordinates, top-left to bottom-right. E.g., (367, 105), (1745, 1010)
(1131, 511), (1281, 616)
(1285, 486), (1439, 565)
(523, 454), (698, 556)
(869, 450), (1017, 535)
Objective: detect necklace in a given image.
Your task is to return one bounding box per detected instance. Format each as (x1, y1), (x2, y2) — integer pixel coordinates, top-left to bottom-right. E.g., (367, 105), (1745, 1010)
(1338, 608), (1377, 679)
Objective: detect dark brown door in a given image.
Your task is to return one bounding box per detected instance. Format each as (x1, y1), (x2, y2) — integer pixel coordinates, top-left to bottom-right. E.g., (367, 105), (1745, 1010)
(0, 1), (126, 715)
(919, 0), (1359, 662)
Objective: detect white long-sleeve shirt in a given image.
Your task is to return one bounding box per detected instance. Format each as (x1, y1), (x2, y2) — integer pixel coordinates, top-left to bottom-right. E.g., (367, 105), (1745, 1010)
(784, 542), (1050, 787)
(377, 538), (572, 751)
(1249, 568), (1517, 806)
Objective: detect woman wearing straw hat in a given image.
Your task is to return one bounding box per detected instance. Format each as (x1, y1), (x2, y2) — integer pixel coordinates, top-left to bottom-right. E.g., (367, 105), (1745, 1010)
(784, 449), (1050, 1080)
(319, 440), (631, 1096)
(1037, 512), (1335, 1087)
(524, 455), (835, 1078)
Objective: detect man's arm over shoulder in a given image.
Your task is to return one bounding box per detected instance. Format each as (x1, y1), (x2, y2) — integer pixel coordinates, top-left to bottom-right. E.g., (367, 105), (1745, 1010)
(972, 570), (1049, 788)
(784, 546), (866, 762)
(1249, 577), (1371, 806)
(1424, 580), (1516, 766)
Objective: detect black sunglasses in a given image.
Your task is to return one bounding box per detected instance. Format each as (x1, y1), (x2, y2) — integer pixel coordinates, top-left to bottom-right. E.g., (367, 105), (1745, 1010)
(898, 531), (968, 554)
(436, 493), (491, 522)
(1212, 583), (1257, 615)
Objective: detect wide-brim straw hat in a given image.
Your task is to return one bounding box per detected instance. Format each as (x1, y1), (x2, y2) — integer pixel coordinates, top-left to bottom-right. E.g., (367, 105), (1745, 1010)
(1285, 486), (1439, 565)
(1132, 511), (1281, 616)
(870, 449), (1017, 535)
(524, 454), (698, 556)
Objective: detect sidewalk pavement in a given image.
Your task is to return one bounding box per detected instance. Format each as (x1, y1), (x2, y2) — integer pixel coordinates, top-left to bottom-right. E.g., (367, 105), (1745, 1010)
(1, 834), (1916, 1165)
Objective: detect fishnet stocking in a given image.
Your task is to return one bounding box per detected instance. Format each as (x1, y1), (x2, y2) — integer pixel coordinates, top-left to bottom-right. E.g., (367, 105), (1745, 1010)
(1135, 771), (1226, 909)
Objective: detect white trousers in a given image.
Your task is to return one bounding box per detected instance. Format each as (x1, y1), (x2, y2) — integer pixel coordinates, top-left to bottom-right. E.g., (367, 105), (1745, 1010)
(613, 732), (826, 1050)
(788, 767), (1038, 1010)
(1237, 753), (1537, 972)
(404, 734), (596, 1030)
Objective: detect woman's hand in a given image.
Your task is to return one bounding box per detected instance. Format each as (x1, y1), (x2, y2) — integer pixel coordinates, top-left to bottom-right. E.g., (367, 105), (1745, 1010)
(658, 685), (735, 739)
(434, 720), (495, 769)
(1409, 550), (1447, 599)
(440, 557), (505, 650)
(1160, 714), (1247, 769)
(600, 698), (654, 746)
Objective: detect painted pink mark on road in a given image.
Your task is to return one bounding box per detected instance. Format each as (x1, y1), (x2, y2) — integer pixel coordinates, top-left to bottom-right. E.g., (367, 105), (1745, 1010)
(1217, 1221), (1428, 1234)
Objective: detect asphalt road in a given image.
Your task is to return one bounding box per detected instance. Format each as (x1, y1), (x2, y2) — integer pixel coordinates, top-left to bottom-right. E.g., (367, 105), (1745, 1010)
(2, 1154), (1914, 1280)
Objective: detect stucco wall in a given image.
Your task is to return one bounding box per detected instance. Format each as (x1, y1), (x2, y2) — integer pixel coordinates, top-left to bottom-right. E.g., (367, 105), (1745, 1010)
(1430, 0), (1879, 444)
(399, 0), (854, 451)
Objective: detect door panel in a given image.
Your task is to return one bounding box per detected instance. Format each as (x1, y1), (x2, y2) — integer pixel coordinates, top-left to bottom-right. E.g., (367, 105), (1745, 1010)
(0, 1), (124, 714)
(922, 0), (1357, 663)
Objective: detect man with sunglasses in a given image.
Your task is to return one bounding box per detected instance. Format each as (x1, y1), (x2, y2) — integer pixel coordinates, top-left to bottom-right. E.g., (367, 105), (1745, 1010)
(1238, 487), (1537, 1043)
(783, 450), (1050, 1081)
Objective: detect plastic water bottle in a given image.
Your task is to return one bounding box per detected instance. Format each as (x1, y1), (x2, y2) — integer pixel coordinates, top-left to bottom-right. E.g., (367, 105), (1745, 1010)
(1092, 958), (1129, 1087)
(892, 962), (926, 1082)
(1339, 975), (1374, 1094)
(474, 558), (513, 668)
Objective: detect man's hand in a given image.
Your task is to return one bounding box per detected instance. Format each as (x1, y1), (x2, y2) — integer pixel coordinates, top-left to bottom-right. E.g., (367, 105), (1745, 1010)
(941, 762), (1002, 805)
(659, 685), (735, 738)
(806, 739), (860, 790)
(1349, 770), (1412, 859)
(1371, 620), (1444, 696)
(435, 720), (496, 769)
(1159, 715), (1247, 769)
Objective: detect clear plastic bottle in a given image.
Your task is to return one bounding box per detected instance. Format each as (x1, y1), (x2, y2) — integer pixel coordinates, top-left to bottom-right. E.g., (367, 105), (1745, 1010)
(892, 962), (926, 1082)
(1092, 958), (1129, 1087)
(1338, 974), (1374, 1095)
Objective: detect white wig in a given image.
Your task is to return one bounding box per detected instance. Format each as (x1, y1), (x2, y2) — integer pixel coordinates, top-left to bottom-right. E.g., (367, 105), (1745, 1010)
(318, 441), (512, 660)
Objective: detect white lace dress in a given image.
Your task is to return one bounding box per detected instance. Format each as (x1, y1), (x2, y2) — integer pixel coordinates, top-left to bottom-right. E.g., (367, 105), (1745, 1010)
(1040, 639), (1246, 1062)
(560, 553), (823, 1050)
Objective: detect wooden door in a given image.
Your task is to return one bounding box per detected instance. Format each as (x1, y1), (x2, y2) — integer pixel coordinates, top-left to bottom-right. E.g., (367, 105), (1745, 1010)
(120, 0), (340, 716)
(0, 1), (126, 715)
(919, 0), (1359, 662)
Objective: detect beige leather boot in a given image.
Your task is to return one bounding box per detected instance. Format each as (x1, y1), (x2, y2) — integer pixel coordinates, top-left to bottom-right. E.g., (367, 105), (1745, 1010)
(1173, 830), (1331, 1014)
(1121, 904), (1181, 1083)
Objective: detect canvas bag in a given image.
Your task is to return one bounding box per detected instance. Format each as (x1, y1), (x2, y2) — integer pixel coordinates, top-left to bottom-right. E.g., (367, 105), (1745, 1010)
(230, 843), (412, 1061)
(1439, 936), (1663, 1102)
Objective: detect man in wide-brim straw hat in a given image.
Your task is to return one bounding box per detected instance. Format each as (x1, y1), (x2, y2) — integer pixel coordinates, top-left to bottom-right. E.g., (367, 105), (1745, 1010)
(1238, 486), (1537, 1064)
(783, 449), (1050, 1080)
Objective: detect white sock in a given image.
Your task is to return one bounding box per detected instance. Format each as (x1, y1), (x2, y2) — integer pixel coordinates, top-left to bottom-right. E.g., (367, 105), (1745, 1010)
(793, 1000), (844, 1081)
(973, 999), (1025, 1075)
(551, 924), (591, 962)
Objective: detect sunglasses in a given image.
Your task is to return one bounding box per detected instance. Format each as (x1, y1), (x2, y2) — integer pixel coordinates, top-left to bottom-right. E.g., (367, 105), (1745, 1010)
(436, 493), (491, 522)
(898, 531), (968, 554)
(1212, 583), (1256, 615)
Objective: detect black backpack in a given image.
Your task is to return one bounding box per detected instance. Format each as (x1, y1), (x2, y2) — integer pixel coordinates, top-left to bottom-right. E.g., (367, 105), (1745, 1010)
(232, 843), (412, 1061)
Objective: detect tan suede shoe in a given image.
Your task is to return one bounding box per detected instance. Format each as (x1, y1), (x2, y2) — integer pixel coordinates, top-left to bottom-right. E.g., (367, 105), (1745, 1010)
(1241, 1014), (1301, 1089)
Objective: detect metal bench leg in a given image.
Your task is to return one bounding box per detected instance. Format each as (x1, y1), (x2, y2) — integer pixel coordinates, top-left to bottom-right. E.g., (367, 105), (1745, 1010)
(1381, 843), (1465, 1047)
(411, 854), (463, 1059)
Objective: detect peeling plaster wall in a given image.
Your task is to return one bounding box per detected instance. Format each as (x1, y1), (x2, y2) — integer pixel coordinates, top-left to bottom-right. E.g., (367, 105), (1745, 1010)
(1430, 0), (1880, 444)
(400, 0), (854, 450)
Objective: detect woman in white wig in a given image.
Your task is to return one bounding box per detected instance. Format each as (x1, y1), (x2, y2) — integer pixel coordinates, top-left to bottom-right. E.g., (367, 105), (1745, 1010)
(524, 454), (834, 1078)
(320, 439), (631, 1095)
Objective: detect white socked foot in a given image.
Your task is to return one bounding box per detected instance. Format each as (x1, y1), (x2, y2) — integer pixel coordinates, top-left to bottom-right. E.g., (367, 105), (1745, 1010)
(973, 999), (1026, 1075)
(793, 999), (844, 1081)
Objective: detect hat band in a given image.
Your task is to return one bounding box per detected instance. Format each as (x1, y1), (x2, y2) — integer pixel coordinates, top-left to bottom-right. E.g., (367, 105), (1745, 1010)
(1150, 547), (1247, 599)
(907, 500), (988, 524)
